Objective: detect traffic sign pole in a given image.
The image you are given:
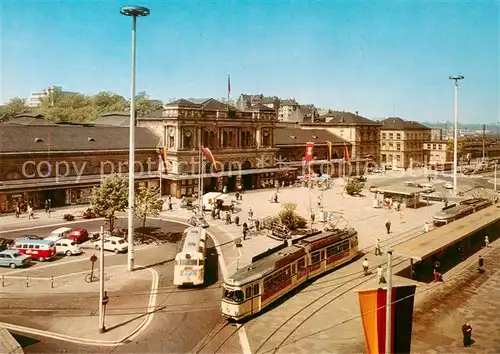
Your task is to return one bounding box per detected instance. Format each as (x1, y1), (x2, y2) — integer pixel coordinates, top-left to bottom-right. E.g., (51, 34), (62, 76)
(99, 225), (106, 333)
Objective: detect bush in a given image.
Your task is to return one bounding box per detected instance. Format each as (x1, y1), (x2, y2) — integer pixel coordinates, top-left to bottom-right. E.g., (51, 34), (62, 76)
(345, 179), (364, 196)
(278, 203), (308, 230)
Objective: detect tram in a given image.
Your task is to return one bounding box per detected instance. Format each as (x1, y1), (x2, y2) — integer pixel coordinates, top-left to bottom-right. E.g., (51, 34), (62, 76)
(221, 228), (359, 320)
(433, 198), (492, 227)
(173, 227), (207, 286)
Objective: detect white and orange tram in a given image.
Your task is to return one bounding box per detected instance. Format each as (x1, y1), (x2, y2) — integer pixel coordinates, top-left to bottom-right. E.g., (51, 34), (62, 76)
(221, 228), (359, 320)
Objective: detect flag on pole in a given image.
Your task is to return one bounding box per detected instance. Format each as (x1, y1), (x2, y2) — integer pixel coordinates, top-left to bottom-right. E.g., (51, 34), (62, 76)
(343, 143), (350, 165)
(356, 285), (417, 354)
(305, 142), (314, 162)
(158, 147), (168, 175)
(327, 141), (332, 161)
(201, 145), (218, 172)
(227, 74), (231, 96)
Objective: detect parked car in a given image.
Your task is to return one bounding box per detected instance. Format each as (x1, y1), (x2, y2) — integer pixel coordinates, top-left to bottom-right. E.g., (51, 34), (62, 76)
(188, 215), (209, 228)
(54, 239), (83, 256)
(47, 227), (72, 241)
(16, 234), (44, 241)
(94, 236), (128, 254)
(355, 175), (367, 182)
(421, 183), (435, 193)
(444, 182), (453, 189)
(67, 228), (89, 243)
(0, 250), (31, 269)
(404, 181), (422, 188)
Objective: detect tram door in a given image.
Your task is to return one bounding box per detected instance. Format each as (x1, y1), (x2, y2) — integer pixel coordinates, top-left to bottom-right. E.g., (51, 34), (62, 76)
(252, 283), (261, 314)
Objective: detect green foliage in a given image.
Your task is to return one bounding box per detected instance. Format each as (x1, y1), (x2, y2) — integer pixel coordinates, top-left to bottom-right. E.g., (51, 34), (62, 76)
(91, 174), (129, 232)
(135, 183), (164, 228)
(0, 97), (30, 122)
(345, 179), (364, 196)
(1, 90), (162, 123)
(447, 139), (465, 159)
(278, 203), (308, 230)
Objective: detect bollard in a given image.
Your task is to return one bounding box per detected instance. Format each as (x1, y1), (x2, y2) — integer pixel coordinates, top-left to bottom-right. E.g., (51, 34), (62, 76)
(26, 276), (29, 288)
(1, 275), (4, 287)
(51, 276), (54, 288)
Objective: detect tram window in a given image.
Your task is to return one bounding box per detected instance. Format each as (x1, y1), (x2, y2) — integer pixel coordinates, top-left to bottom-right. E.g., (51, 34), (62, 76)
(246, 287), (252, 299)
(298, 258), (306, 270)
(311, 252), (320, 264)
(291, 264), (296, 274)
(321, 250), (325, 260)
(326, 246), (335, 257)
(224, 289), (244, 303)
(253, 284), (260, 295)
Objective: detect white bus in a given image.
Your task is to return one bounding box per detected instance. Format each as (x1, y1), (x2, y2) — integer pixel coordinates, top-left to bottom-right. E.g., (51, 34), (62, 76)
(173, 227), (207, 286)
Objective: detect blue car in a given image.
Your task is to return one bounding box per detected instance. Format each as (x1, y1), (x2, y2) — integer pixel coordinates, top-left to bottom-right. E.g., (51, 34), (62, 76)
(0, 250), (31, 269)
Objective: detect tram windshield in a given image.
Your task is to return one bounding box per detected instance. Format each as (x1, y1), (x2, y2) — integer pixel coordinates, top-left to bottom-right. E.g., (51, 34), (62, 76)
(223, 288), (244, 303)
(179, 259), (198, 266)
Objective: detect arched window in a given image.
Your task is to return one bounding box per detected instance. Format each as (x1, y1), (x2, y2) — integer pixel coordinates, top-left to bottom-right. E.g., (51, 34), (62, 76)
(203, 131), (209, 147)
(246, 131), (251, 147)
(223, 131), (228, 148)
(209, 131), (215, 148)
(229, 131), (234, 147)
(241, 131), (246, 147)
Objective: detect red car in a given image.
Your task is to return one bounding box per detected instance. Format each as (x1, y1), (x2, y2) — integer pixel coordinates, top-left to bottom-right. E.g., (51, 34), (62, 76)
(67, 228), (89, 243)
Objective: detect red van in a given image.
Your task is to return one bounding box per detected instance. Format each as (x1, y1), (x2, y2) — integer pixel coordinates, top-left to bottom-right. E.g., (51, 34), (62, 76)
(12, 239), (56, 262)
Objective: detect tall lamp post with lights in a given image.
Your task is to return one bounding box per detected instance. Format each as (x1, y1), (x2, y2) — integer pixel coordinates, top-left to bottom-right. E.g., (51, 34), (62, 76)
(120, 5), (150, 272)
(449, 75), (464, 196)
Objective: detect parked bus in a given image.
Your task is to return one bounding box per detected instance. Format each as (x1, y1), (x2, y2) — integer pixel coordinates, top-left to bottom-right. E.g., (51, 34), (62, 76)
(173, 227), (207, 286)
(12, 239), (56, 262)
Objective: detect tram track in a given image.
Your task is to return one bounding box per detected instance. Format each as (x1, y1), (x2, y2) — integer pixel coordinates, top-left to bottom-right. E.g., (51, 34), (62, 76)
(253, 257), (411, 354)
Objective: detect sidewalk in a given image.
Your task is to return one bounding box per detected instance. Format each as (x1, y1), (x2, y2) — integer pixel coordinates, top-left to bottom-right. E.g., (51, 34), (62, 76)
(0, 265), (158, 345)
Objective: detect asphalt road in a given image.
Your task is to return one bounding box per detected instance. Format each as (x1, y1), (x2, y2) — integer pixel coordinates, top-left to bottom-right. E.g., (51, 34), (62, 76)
(1, 218), (227, 354)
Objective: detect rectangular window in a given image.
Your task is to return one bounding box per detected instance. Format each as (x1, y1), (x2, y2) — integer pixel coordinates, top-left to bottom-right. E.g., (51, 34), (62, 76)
(396, 143), (401, 150)
(253, 284), (260, 295)
(298, 258), (306, 270)
(311, 251), (321, 264)
(389, 133), (393, 139)
(245, 287), (252, 299)
(382, 133), (386, 139)
(396, 133), (401, 140)
(291, 264), (296, 274)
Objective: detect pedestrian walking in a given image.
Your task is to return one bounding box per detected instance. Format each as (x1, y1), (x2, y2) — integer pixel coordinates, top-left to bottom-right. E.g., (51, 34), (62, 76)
(211, 208), (216, 220)
(255, 219), (260, 231)
(385, 221), (391, 234)
(462, 322), (473, 347)
(317, 196), (322, 207)
(225, 212), (231, 225)
(377, 266), (386, 284)
(44, 200), (49, 213)
(168, 202), (173, 211)
(15, 205), (20, 218)
(444, 198), (449, 208)
(235, 192), (240, 201)
(374, 239), (382, 256)
(484, 235), (491, 248)
(433, 268), (443, 282)
(423, 221), (430, 233)
(478, 255), (484, 272)
(311, 212), (315, 223)
(362, 258), (369, 276)
(243, 228), (247, 240)
(27, 205), (34, 220)
(248, 207), (253, 219)
(234, 215), (240, 226)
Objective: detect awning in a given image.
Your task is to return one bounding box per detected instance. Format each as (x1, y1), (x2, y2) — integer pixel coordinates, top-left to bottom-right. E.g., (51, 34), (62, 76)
(0, 172), (158, 191)
(162, 166), (296, 181)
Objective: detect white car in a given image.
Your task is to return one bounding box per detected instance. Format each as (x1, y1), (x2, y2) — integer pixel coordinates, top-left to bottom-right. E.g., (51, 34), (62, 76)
(94, 236), (128, 254)
(444, 182), (453, 189)
(54, 239), (82, 256)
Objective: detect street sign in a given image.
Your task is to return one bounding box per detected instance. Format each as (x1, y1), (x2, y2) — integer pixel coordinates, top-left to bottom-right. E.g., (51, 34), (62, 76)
(102, 294), (109, 306)
(90, 255), (98, 263)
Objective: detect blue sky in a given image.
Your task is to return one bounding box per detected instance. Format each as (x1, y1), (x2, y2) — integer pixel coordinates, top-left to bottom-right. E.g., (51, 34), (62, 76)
(1, 0), (499, 123)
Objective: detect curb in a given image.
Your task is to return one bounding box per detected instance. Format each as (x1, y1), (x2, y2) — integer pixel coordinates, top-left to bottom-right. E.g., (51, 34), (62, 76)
(2, 265), (159, 347)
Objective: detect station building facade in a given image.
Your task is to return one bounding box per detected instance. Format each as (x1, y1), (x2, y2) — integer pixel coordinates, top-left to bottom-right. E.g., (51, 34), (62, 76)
(136, 98), (293, 197)
(0, 114), (160, 213)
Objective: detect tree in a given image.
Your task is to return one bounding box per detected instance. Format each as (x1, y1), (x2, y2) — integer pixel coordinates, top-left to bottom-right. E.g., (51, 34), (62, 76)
(345, 179), (364, 196)
(0, 97), (31, 122)
(447, 139), (466, 161)
(135, 183), (164, 228)
(38, 92), (98, 122)
(278, 203), (307, 230)
(91, 174), (128, 232)
(135, 91), (164, 116)
(92, 91), (128, 114)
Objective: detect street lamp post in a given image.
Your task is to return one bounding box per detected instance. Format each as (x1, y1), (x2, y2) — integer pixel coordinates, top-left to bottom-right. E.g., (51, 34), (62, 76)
(449, 75), (464, 196)
(120, 5), (150, 272)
